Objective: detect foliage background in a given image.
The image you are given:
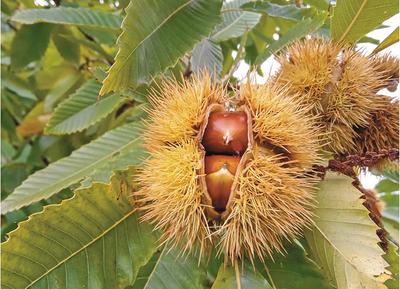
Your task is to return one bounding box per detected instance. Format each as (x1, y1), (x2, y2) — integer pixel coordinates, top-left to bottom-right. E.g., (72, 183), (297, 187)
(1, 0), (399, 288)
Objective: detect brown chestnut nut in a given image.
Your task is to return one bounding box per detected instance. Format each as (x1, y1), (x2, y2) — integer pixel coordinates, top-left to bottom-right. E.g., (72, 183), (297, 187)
(202, 111), (248, 155)
(205, 155), (240, 212)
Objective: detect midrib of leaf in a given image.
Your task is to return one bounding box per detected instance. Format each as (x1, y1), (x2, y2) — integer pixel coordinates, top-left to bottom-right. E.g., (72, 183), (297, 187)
(26, 207), (136, 287)
(103, 1), (192, 83)
(338, 0), (368, 43)
(142, 246), (167, 289)
(212, 10), (248, 40)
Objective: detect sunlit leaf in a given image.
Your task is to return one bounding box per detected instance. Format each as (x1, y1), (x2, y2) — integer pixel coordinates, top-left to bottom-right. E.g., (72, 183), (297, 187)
(373, 27), (399, 53)
(305, 173), (389, 289)
(331, 0), (398, 43)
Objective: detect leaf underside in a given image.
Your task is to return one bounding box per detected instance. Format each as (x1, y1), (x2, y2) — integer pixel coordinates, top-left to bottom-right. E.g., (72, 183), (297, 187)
(45, 79), (124, 135)
(1, 123), (146, 214)
(11, 7), (122, 30)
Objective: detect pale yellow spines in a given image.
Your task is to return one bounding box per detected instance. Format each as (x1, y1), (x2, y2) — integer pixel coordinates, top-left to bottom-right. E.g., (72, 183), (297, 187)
(370, 54), (399, 92)
(354, 96), (399, 154)
(273, 38), (387, 154)
(217, 146), (316, 263)
(144, 74), (223, 152)
(241, 83), (323, 169)
(136, 74), (323, 262)
(135, 139), (211, 255)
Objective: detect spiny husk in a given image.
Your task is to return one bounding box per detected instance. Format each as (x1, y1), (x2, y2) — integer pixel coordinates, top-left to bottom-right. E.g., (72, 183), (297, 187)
(135, 139), (211, 255)
(241, 83), (323, 169)
(137, 74), (322, 262)
(370, 54), (399, 92)
(217, 145), (317, 263)
(353, 95), (399, 171)
(144, 73), (222, 152)
(273, 38), (388, 154)
(354, 96), (399, 153)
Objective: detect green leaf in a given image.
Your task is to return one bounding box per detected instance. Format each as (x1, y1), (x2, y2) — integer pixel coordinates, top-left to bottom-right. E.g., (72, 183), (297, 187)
(382, 194), (399, 224)
(100, 0), (223, 95)
(376, 177), (399, 227)
(259, 242), (332, 289)
(43, 73), (81, 112)
(1, 163), (29, 197)
(241, 1), (314, 21)
(358, 35), (380, 44)
(373, 27), (399, 53)
(384, 241), (399, 289)
(81, 27), (118, 45)
(1, 171), (158, 289)
(132, 247), (208, 289)
(384, 170), (399, 184)
(212, 260), (272, 289)
(376, 179), (398, 194)
(11, 7), (122, 31)
(331, 0), (399, 43)
(304, 0), (329, 10)
(46, 79), (124, 135)
(191, 39), (223, 78)
(1, 122), (147, 214)
(52, 26), (80, 64)
(255, 13), (327, 65)
(212, 0), (261, 42)
(1, 189), (73, 242)
(1, 140), (16, 164)
(1, 71), (37, 101)
(10, 23), (53, 70)
(305, 173), (388, 289)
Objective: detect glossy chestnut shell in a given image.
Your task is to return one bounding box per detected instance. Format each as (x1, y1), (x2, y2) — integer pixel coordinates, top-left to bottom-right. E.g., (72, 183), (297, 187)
(202, 111), (248, 155)
(198, 104), (253, 219)
(205, 155), (240, 212)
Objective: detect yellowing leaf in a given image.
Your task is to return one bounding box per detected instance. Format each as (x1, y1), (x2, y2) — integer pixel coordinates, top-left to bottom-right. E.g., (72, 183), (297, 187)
(306, 173), (389, 289)
(373, 27), (399, 54)
(16, 102), (51, 137)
